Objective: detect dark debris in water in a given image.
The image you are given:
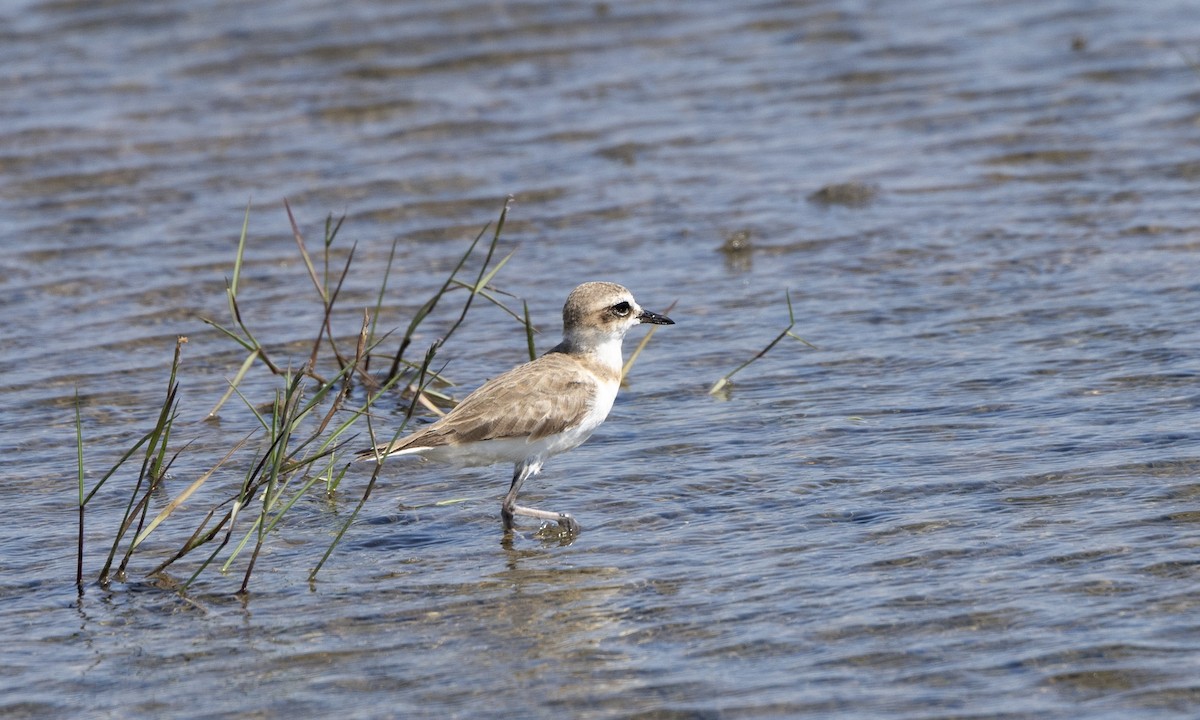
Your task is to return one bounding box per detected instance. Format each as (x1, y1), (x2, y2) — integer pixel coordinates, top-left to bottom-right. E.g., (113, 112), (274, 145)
(808, 181), (878, 207)
(718, 228), (752, 254)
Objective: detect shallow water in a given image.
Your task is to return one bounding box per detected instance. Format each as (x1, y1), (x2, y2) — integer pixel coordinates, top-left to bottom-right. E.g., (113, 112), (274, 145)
(4, 0), (1200, 717)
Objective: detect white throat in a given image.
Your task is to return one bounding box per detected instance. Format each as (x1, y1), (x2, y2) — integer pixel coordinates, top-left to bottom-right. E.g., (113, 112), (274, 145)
(559, 327), (628, 372)
(590, 333), (626, 373)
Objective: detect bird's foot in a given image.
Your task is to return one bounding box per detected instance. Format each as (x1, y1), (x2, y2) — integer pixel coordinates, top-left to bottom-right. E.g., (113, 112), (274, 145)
(506, 503), (581, 539)
(533, 512), (579, 542)
(532, 515), (580, 543)
(555, 512), (580, 534)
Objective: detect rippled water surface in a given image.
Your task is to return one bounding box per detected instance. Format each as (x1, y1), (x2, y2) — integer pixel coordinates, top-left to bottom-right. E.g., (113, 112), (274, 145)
(4, 0), (1200, 717)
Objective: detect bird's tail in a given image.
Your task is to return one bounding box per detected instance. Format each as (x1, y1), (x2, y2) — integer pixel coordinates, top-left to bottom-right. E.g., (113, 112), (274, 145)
(354, 443), (392, 463)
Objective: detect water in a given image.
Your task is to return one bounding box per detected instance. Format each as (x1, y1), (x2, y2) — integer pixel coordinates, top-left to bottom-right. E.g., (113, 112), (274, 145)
(3, 0), (1200, 717)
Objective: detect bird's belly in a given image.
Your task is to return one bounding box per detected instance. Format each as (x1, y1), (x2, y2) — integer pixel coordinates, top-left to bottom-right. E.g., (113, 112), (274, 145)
(414, 428), (593, 469)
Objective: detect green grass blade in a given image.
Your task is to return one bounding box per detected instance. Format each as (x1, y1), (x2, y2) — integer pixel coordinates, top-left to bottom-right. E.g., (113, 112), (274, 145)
(131, 432), (251, 551)
(75, 389), (85, 590)
(229, 200), (251, 313)
(624, 299), (677, 381)
(709, 290), (815, 395)
(523, 300), (536, 361)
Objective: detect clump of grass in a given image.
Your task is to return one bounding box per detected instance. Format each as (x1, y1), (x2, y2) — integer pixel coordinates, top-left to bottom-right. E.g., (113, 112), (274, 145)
(311, 338), (444, 583)
(709, 290), (816, 397)
(75, 337), (192, 590)
(74, 198), (529, 595)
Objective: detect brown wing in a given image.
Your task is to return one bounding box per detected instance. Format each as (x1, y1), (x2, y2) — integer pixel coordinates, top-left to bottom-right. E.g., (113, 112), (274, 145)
(399, 353), (597, 449)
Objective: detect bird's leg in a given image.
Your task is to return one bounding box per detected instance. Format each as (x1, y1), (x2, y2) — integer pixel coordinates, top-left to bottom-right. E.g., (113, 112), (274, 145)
(511, 504), (580, 534)
(501, 462), (580, 534)
(501, 463), (529, 531)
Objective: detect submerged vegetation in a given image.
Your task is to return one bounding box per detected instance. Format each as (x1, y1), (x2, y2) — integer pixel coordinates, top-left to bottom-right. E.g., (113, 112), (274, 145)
(73, 199), (809, 596)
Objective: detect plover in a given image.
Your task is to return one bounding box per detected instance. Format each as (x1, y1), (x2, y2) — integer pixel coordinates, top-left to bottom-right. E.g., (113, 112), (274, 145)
(359, 281), (674, 534)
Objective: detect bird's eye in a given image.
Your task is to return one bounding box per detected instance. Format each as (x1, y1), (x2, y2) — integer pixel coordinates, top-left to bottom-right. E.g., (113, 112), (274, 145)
(611, 301), (631, 317)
